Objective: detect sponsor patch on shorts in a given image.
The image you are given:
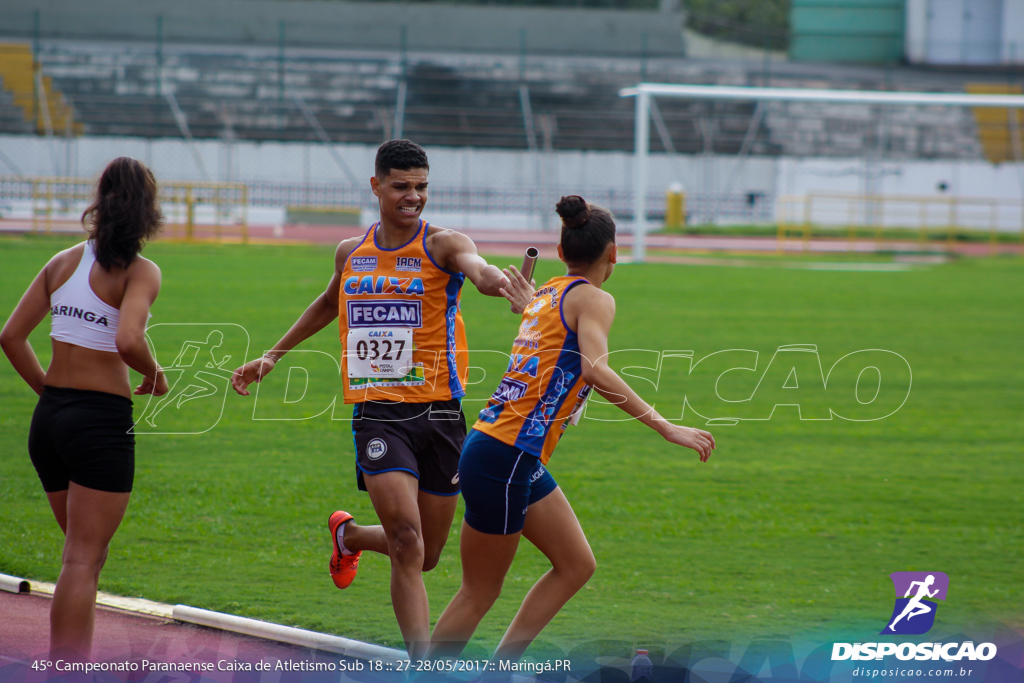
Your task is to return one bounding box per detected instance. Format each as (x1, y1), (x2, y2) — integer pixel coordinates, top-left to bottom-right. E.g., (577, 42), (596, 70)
(366, 438), (388, 460)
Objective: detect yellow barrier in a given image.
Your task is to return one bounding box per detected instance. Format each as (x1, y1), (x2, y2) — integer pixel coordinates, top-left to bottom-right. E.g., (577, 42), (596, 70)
(777, 193), (1024, 254)
(664, 185), (685, 231)
(285, 205), (361, 226)
(966, 83), (1024, 165)
(0, 176), (248, 243)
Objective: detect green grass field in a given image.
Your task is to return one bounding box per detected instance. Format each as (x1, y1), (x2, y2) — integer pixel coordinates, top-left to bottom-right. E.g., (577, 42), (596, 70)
(1, 234), (1020, 656)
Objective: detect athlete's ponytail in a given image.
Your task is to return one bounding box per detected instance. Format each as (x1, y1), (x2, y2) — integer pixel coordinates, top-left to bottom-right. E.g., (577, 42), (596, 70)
(82, 157), (164, 269)
(556, 195), (616, 266)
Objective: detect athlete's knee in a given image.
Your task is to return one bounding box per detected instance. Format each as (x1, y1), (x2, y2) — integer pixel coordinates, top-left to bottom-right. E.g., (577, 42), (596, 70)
(461, 580), (503, 612)
(557, 550), (596, 589)
(97, 545), (109, 572)
(577, 552), (598, 586)
(387, 523), (425, 568)
(422, 550), (442, 573)
(421, 538), (448, 572)
(61, 543), (109, 579)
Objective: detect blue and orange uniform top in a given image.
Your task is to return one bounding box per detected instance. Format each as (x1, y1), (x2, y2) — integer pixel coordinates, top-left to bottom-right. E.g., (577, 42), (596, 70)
(474, 275), (593, 464)
(339, 220), (469, 404)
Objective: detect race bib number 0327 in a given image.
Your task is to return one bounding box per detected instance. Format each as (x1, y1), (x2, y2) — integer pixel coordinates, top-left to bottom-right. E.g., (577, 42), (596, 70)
(346, 328), (414, 378)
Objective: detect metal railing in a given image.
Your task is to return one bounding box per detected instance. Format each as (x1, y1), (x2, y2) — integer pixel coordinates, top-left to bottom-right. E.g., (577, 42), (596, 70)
(0, 176), (248, 242)
(244, 179), (774, 226)
(0, 176), (779, 238)
(776, 193), (1024, 252)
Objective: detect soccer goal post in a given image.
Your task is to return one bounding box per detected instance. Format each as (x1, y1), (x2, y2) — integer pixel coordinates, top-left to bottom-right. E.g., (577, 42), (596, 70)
(619, 83), (1024, 263)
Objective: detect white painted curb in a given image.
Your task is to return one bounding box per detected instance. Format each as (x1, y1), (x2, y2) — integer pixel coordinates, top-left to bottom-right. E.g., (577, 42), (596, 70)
(0, 575), (402, 662)
(0, 573), (30, 594)
(172, 605), (405, 663)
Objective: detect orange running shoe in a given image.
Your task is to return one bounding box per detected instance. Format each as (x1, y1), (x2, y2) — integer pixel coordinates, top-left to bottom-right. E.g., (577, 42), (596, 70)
(328, 510), (361, 589)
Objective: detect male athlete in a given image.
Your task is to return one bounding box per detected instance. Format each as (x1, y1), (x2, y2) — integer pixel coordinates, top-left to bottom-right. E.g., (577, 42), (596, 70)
(231, 140), (532, 658)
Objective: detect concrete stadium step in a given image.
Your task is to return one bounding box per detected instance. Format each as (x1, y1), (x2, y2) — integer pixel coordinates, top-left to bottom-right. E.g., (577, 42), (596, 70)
(0, 42), (81, 136)
(20, 38), (990, 159)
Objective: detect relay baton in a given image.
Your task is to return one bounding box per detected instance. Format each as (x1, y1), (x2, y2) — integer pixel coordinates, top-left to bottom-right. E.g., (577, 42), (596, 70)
(520, 246), (539, 283)
(509, 247), (539, 312)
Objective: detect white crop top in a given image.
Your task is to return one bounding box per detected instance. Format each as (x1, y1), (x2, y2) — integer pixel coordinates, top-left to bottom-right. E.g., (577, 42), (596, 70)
(49, 241), (121, 352)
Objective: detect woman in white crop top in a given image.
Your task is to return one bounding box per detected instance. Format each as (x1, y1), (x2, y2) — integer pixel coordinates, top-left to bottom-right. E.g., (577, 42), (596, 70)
(0, 157), (167, 661)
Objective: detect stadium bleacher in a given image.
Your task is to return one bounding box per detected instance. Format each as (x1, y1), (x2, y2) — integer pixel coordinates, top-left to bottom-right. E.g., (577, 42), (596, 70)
(0, 86), (34, 136)
(0, 37), (987, 161)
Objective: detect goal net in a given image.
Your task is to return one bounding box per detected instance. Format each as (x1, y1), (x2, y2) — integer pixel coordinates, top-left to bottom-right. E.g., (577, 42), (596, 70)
(620, 83), (1024, 261)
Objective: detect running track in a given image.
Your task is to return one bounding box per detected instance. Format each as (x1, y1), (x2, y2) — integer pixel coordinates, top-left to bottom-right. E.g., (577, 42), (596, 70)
(0, 589), (342, 682)
(4, 220), (1021, 258)
(244, 225), (1024, 259)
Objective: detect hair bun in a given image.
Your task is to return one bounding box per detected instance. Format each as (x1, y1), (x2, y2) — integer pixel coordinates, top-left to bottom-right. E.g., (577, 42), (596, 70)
(556, 195), (590, 229)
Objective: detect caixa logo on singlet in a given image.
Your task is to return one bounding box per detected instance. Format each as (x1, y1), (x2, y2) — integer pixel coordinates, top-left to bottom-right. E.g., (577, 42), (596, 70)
(344, 275), (425, 296)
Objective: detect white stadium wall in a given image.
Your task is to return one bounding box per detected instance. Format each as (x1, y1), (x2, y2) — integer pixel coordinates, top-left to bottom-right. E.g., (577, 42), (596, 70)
(906, 0), (1024, 66)
(1, 134), (1021, 231)
(0, 134), (779, 196)
(1004, 0), (1024, 64)
(777, 157), (1024, 200)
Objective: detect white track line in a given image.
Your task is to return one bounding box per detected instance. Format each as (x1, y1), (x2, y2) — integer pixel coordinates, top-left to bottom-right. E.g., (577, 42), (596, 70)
(3, 573), (403, 661)
(24, 578), (173, 618)
(618, 255), (919, 271)
(172, 606), (405, 663)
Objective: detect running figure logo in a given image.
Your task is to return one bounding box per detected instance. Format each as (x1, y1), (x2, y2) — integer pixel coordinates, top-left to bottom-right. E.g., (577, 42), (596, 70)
(135, 323), (249, 434)
(881, 571), (949, 635)
(143, 330), (232, 427)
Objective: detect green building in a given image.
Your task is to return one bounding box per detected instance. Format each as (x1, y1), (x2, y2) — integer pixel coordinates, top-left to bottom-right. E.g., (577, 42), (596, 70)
(789, 0), (905, 63)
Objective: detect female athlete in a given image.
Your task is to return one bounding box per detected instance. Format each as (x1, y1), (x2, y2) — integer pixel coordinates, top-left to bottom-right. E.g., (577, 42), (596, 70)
(429, 195), (715, 663)
(0, 157), (167, 660)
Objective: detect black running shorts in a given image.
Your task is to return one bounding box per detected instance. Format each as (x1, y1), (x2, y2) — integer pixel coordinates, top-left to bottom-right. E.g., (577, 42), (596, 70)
(352, 399), (465, 497)
(28, 386), (135, 493)
(459, 429), (558, 535)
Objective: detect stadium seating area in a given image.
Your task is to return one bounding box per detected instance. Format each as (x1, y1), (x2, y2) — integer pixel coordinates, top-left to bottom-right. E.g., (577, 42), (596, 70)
(0, 88), (33, 136)
(0, 38), (988, 160)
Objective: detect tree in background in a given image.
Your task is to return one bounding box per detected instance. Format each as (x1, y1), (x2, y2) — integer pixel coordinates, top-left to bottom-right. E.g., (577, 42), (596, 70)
(393, 0), (661, 8)
(686, 0), (790, 50)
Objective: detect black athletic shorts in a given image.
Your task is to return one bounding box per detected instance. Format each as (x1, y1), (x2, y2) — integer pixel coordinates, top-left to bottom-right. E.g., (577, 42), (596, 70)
(352, 399), (465, 497)
(28, 386), (135, 493)
(459, 429), (558, 535)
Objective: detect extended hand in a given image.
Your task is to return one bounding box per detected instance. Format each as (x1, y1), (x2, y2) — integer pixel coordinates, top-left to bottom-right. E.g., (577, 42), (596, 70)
(662, 424), (715, 462)
(501, 265), (537, 315)
(231, 355), (277, 396)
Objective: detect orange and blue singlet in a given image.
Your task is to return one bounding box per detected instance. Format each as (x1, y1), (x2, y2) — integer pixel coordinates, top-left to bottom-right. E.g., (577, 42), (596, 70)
(473, 275), (593, 465)
(338, 220), (469, 404)
(459, 275), (593, 534)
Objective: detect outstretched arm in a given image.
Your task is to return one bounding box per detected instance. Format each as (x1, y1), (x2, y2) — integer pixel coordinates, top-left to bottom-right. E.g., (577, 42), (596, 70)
(573, 286), (714, 462)
(231, 239), (352, 395)
(440, 230), (535, 313)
